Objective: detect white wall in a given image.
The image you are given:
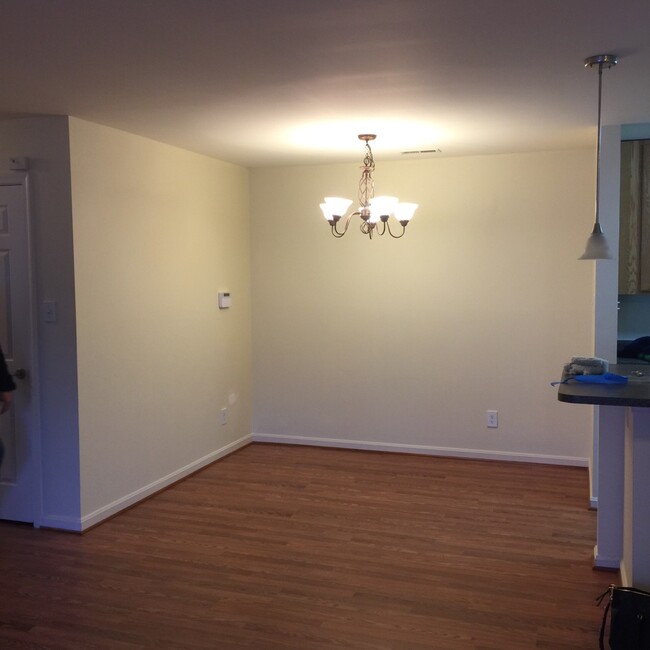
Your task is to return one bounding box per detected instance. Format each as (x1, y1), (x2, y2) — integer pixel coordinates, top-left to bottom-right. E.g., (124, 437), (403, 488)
(69, 118), (252, 528)
(595, 125), (622, 362)
(251, 150), (596, 464)
(591, 125), (624, 506)
(0, 116), (81, 527)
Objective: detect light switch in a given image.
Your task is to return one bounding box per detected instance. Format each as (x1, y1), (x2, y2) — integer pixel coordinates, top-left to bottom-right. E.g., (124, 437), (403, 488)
(218, 292), (231, 309)
(9, 157), (28, 171)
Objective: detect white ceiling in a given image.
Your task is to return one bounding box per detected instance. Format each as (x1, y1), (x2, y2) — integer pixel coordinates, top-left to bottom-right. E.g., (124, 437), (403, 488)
(1, 0), (650, 167)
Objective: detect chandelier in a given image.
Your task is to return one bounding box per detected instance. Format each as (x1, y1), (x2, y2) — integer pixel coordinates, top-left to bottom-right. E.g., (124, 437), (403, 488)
(319, 134), (418, 239)
(579, 54), (618, 260)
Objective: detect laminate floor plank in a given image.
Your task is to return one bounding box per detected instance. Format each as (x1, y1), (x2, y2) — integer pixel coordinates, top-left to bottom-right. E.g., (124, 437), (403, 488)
(0, 444), (613, 648)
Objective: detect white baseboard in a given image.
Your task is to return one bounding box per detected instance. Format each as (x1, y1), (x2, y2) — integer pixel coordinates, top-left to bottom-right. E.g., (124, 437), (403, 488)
(41, 432), (587, 532)
(39, 514), (84, 532)
(43, 434), (253, 532)
(620, 558), (631, 586)
(593, 544), (621, 570)
(251, 433), (589, 467)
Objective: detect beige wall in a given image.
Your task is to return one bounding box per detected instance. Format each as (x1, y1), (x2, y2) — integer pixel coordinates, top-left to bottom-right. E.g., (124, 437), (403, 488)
(69, 118), (252, 526)
(250, 150), (596, 463)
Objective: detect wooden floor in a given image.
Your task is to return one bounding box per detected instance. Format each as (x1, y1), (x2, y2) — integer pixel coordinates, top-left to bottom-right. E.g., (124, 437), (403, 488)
(0, 444), (614, 649)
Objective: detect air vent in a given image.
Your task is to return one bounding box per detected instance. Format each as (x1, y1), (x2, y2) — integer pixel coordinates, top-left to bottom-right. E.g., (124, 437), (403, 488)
(401, 148), (441, 155)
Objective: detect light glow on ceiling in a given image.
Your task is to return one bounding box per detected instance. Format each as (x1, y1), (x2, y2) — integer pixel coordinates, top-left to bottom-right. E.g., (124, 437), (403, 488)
(287, 119), (448, 158)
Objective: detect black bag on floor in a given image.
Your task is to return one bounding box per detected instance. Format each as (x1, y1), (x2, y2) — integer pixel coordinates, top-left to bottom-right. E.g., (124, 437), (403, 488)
(598, 585), (650, 649)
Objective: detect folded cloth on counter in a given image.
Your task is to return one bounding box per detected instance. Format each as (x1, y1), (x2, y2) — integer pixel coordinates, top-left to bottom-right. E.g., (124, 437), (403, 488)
(565, 356), (609, 375)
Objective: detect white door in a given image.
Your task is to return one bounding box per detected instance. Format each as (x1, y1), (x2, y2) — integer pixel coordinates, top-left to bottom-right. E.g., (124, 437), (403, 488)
(0, 176), (38, 523)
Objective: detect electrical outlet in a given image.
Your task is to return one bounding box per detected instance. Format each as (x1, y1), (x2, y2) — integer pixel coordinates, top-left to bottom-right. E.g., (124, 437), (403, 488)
(486, 410), (498, 428)
(43, 301), (58, 323)
(219, 407), (228, 425)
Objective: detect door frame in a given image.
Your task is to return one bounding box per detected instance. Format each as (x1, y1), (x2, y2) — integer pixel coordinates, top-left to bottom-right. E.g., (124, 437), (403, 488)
(0, 172), (42, 527)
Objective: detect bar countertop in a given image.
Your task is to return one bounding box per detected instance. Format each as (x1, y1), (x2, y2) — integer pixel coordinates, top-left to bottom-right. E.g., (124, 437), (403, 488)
(557, 364), (650, 407)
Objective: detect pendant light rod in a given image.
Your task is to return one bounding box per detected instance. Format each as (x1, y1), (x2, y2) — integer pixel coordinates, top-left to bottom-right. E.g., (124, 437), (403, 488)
(579, 54), (618, 260)
(586, 54), (617, 228)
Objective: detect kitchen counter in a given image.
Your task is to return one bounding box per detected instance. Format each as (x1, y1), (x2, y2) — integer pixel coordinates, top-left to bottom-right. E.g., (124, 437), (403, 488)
(557, 364), (650, 590)
(557, 364), (650, 407)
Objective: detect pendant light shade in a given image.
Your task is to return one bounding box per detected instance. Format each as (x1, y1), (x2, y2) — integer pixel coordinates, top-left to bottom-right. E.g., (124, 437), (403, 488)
(579, 223), (611, 260)
(579, 54), (617, 261)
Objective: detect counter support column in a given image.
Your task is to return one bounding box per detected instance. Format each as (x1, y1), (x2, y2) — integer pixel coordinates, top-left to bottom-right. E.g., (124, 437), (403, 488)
(623, 408), (650, 589)
(595, 405), (624, 569)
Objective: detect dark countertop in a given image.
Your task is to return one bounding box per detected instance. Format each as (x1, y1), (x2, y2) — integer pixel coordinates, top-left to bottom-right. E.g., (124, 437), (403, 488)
(557, 364), (650, 407)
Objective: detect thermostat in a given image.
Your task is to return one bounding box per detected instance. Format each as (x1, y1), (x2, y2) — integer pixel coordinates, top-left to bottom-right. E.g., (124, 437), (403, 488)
(218, 292), (231, 309)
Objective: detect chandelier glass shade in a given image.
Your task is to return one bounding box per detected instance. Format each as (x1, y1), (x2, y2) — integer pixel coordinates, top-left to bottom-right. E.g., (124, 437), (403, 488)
(579, 54), (617, 260)
(320, 134), (418, 239)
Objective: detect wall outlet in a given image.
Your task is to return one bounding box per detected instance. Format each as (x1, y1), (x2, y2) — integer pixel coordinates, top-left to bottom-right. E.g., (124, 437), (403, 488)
(486, 410), (498, 428)
(219, 407), (228, 425)
(43, 300), (58, 323)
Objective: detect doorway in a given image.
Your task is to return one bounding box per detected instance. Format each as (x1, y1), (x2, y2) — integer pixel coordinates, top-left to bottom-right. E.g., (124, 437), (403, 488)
(0, 174), (40, 524)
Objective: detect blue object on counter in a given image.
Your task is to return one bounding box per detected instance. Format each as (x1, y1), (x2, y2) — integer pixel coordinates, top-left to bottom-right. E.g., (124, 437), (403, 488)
(574, 372), (628, 385)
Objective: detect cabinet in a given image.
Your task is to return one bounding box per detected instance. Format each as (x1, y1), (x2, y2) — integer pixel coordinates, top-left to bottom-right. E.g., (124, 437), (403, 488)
(619, 140), (650, 294)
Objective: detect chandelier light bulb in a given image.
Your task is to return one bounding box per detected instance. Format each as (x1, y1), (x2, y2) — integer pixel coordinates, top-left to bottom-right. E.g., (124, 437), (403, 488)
(369, 195), (399, 218)
(394, 203), (418, 223)
(320, 196), (352, 221)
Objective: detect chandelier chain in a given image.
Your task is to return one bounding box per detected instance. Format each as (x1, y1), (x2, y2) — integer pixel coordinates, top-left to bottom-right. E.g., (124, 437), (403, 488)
(358, 140), (375, 214)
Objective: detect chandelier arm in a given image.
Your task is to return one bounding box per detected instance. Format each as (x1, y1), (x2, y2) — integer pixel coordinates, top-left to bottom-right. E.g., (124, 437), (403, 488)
(331, 211), (359, 237)
(385, 221), (407, 239)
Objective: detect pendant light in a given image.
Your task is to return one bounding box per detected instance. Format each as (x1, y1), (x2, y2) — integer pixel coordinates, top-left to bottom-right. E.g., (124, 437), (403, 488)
(579, 54), (618, 260)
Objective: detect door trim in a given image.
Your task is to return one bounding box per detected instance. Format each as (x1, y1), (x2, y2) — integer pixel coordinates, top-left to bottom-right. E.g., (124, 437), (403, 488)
(0, 172), (42, 527)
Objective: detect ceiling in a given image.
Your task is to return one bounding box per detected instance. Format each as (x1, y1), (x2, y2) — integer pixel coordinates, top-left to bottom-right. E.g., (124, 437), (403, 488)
(1, 0), (650, 168)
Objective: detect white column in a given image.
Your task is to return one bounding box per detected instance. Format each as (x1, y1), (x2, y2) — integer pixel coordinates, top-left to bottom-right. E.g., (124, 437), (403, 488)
(594, 405), (625, 568)
(622, 407), (650, 589)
